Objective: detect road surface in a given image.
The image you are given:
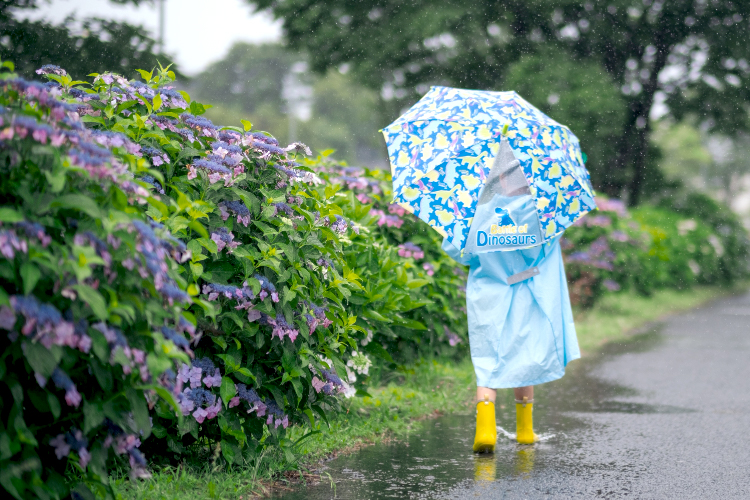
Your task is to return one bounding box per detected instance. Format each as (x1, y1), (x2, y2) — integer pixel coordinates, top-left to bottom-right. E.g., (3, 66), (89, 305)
(275, 292), (750, 499)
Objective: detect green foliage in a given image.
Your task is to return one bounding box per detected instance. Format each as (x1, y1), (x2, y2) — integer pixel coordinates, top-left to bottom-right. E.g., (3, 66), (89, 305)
(113, 356), (476, 500)
(307, 160), (469, 362)
(651, 121), (713, 182)
(504, 48), (626, 192)
(0, 61), (192, 499)
(561, 196), (749, 307)
(192, 43), (300, 122)
(656, 191), (750, 284)
(192, 43), (384, 166)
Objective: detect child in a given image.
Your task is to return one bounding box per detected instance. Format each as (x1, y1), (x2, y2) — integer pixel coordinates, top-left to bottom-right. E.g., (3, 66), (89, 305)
(442, 137), (580, 452)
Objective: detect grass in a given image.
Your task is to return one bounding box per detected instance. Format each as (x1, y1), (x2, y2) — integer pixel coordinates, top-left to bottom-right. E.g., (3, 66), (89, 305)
(113, 358), (477, 499)
(113, 284), (743, 499)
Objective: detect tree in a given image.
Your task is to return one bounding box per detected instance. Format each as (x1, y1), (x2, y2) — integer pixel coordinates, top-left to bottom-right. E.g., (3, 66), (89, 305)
(190, 43), (302, 119)
(190, 42), (384, 165)
(504, 47), (626, 191)
(0, 0), (177, 79)
(249, 0), (750, 204)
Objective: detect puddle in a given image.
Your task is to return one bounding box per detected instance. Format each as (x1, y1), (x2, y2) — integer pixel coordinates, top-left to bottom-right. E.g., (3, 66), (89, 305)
(273, 326), (693, 499)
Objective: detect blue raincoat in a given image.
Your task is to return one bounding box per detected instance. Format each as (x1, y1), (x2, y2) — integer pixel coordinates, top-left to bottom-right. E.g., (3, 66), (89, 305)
(443, 237), (580, 388)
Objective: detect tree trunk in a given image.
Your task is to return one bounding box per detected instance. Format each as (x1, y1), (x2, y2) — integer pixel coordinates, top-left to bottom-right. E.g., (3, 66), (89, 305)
(627, 38), (670, 206)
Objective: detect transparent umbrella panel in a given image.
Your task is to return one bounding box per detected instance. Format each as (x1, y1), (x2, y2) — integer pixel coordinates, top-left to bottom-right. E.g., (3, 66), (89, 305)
(464, 137), (543, 254)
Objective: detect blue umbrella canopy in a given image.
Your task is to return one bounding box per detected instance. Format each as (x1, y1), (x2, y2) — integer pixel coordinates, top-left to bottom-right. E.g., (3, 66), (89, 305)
(382, 86), (597, 253)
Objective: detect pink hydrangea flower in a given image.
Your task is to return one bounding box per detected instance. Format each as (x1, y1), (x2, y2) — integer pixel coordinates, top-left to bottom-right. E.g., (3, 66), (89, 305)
(312, 376), (326, 393)
(193, 407), (208, 423)
(205, 398), (222, 420)
(202, 368), (222, 388)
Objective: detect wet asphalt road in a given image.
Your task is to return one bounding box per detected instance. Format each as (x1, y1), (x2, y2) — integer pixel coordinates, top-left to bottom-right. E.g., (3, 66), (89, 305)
(275, 293), (750, 499)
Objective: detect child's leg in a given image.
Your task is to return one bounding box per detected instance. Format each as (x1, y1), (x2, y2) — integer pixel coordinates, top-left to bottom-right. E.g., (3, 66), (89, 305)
(513, 386), (533, 401)
(473, 386), (497, 453)
(514, 385), (536, 444)
(476, 386), (497, 402)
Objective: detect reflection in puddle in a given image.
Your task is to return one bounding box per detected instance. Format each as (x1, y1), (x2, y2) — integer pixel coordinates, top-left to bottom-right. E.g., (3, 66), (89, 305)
(473, 455), (496, 482)
(513, 448), (535, 477)
(274, 327), (689, 499)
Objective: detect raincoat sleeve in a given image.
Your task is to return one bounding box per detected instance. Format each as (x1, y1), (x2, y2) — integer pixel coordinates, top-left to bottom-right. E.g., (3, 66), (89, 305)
(441, 238), (475, 267)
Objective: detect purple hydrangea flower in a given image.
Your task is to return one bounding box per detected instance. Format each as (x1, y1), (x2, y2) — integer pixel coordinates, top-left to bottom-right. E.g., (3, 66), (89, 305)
(218, 200), (251, 227)
(203, 369), (222, 388)
(36, 64), (67, 76)
(51, 368), (82, 407)
(397, 242), (424, 259)
(603, 279), (621, 292)
(210, 227), (240, 253)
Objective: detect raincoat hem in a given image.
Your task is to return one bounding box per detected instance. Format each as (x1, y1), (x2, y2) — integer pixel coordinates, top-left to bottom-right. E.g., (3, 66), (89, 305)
(475, 358), (579, 389)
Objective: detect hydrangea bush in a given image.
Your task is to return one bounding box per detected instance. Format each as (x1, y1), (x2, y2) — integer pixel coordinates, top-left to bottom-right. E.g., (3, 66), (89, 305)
(0, 61), (193, 499)
(561, 196), (749, 306)
(309, 160), (469, 362)
(0, 60), (375, 496)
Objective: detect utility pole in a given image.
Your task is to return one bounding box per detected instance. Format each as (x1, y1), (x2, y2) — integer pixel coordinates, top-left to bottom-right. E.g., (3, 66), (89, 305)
(157, 0), (165, 53)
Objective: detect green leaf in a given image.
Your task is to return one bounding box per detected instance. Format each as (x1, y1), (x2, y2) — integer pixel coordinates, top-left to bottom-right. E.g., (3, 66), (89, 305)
(190, 262), (203, 278)
(151, 425), (168, 439)
(80, 115), (105, 125)
(221, 439), (240, 464)
(47, 393), (61, 419)
(178, 416), (198, 437)
(188, 220), (209, 239)
(72, 285), (108, 320)
(44, 168), (67, 192)
(220, 377), (236, 406)
(136, 69), (153, 81)
(241, 119), (253, 131)
(406, 279), (429, 289)
(14, 412), (37, 446)
(196, 237), (218, 254)
(50, 194), (102, 219)
(393, 317), (428, 330)
(291, 378), (303, 399)
(176, 147), (201, 164)
(189, 101), (206, 115)
(363, 341), (394, 363)
(152, 94), (163, 111)
(211, 336), (228, 350)
(235, 367), (256, 381)
(362, 309), (391, 323)
(83, 401), (105, 433)
(126, 387), (152, 438)
(0, 208), (24, 223)
(115, 100), (139, 114)
(23, 341), (61, 378)
(20, 263), (41, 295)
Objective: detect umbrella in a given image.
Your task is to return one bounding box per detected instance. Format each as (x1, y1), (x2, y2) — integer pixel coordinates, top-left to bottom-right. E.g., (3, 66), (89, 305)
(382, 86), (597, 253)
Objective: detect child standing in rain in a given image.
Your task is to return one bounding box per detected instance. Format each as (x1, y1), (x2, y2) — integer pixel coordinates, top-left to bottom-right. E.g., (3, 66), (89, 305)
(442, 137), (580, 452)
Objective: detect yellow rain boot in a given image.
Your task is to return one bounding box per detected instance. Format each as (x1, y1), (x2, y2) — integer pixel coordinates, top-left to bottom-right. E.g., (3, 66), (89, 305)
(473, 395), (497, 453)
(515, 397), (537, 444)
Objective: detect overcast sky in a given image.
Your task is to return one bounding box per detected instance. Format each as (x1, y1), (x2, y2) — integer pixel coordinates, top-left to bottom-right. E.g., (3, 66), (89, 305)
(17, 0), (282, 75)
